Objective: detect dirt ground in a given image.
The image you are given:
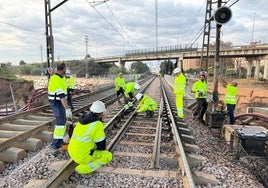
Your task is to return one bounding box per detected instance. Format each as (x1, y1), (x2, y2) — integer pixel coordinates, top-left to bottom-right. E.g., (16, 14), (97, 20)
(10, 76), (268, 116)
(210, 78), (268, 114)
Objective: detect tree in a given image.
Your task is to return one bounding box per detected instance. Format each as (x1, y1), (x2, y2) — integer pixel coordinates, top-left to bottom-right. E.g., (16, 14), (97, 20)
(19, 60), (26, 65)
(159, 59), (174, 75)
(130, 61), (150, 74)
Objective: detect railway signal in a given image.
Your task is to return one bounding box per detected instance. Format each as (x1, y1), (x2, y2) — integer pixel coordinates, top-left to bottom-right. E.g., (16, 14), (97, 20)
(214, 6), (232, 25)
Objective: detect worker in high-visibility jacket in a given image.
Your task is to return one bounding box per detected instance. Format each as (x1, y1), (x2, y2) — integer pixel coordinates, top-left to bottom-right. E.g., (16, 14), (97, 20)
(219, 78), (238, 125)
(114, 73), (125, 104)
(134, 74), (139, 83)
(173, 67), (186, 119)
(68, 100), (112, 176)
(48, 62), (72, 154)
(123, 82), (140, 113)
(135, 93), (157, 118)
(65, 69), (75, 110)
(191, 71), (208, 125)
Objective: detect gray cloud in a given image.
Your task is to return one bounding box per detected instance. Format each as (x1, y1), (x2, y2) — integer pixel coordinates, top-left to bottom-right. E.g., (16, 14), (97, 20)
(0, 0), (267, 65)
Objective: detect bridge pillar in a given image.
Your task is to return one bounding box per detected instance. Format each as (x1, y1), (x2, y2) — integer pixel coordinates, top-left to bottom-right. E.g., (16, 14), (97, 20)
(177, 56), (184, 70)
(264, 56), (268, 79)
(118, 58), (125, 69)
(254, 58), (261, 79)
(246, 58), (253, 78)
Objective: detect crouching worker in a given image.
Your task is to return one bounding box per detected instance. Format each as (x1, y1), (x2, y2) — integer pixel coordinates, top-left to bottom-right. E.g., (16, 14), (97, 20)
(123, 82), (140, 114)
(68, 100), (112, 177)
(135, 93), (157, 118)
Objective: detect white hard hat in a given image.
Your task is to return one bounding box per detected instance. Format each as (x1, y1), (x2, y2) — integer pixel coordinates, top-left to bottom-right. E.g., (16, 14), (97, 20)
(90, 100), (106, 113)
(66, 69), (71, 74)
(134, 83), (140, 90)
(173, 67), (181, 74)
(135, 93), (143, 101)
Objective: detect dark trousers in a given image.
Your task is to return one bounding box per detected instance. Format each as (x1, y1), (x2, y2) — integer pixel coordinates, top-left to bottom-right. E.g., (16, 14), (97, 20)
(227, 104), (236, 125)
(193, 98), (208, 120)
(67, 89), (74, 109)
(49, 100), (66, 149)
(116, 87), (124, 97)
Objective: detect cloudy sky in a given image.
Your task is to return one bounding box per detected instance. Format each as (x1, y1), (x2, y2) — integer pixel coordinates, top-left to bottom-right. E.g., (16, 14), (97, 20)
(0, 0), (267, 65)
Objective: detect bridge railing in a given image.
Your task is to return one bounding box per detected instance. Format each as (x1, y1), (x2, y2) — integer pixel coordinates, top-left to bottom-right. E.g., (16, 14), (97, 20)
(125, 44), (199, 56)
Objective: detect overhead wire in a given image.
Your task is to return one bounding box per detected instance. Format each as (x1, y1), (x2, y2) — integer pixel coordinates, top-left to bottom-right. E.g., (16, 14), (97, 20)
(104, 2), (134, 47)
(84, 0), (135, 49)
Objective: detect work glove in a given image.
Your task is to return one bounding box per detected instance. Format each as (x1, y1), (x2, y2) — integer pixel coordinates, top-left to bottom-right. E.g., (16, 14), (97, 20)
(65, 109), (72, 120)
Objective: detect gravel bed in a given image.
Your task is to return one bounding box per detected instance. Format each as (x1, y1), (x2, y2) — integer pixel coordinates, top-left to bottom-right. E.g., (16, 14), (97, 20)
(160, 145), (176, 156)
(121, 135), (155, 143)
(0, 144), (69, 188)
(108, 156), (152, 170)
(184, 110), (266, 188)
(128, 127), (156, 134)
(64, 172), (183, 188)
(159, 158), (179, 170)
(114, 144), (153, 154)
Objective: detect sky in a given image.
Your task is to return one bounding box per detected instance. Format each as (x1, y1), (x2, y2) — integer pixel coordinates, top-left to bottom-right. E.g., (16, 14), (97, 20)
(0, 0), (267, 66)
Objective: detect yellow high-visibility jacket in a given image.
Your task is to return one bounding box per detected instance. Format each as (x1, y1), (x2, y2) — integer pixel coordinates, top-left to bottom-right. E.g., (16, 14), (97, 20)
(192, 80), (208, 99)
(137, 95), (157, 112)
(68, 114), (106, 163)
(173, 73), (186, 95)
(224, 84), (237, 104)
(48, 73), (67, 100)
(124, 82), (136, 99)
(65, 76), (75, 90)
(114, 76), (125, 91)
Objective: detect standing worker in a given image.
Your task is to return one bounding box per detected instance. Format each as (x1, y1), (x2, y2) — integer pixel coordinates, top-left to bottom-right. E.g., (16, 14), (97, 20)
(68, 100), (112, 177)
(191, 71), (208, 125)
(219, 78), (238, 125)
(114, 73), (125, 104)
(123, 82), (140, 113)
(134, 74), (139, 83)
(48, 62), (72, 154)
(65, 69), (75, 111)
(135, 93), (157, 118)
(173, 67), (186, 119)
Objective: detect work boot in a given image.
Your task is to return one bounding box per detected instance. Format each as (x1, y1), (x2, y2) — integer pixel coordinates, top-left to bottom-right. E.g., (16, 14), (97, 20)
(149, 111), (154, 118)
(145, 111), (150, 118)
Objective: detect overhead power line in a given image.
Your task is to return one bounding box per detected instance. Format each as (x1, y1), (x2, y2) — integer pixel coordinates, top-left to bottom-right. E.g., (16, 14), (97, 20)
(84, 0), (135, 49)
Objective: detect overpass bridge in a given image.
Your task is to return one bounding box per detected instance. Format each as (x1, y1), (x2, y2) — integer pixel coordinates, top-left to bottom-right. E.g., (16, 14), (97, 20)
(93, 43), (268, 79)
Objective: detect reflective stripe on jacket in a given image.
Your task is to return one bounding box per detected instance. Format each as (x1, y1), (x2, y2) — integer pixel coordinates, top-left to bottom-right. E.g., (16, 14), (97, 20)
(137, 95), (157, 112)
(224, 84), (237, 104)
(173, 73), (186, 95)
(68, 120), (105, 163)
(192, 80), (208, 98)
(114, 77), (125, 91)
(48, 74), (67, 100)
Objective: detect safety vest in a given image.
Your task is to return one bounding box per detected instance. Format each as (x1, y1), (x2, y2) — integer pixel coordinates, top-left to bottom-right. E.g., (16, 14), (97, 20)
(174, 73), (186, 95)
(114, 77), (125, 91)
(224, 84), (237, 104)
(124, 82), (135, 98)
(137, 95), (157, 112)
(68, 120), (105, 162)
(48, 74), (67, 100)
(192, 80), (208, 98)
(65, 76), (75, 90)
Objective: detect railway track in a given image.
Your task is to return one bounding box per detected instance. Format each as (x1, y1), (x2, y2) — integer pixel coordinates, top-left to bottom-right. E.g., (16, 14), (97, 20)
(1, 75), (266, 188)
(20, 77), (217, 188)
(0, 78), (150, 172)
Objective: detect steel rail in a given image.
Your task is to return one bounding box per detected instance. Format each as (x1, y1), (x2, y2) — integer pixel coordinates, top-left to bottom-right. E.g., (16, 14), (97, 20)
(161, 81), (195, 188)
(41, 77), (156, 188)
(151, 98), (163, 169)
